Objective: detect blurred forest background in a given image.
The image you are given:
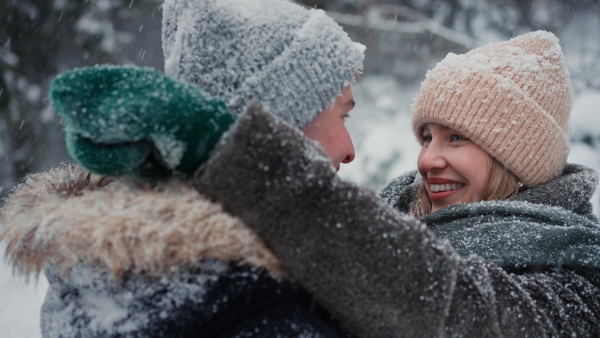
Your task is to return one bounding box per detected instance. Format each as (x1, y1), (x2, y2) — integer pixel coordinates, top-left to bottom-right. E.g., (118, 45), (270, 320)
(1, 0), (600, 194)
(1, 1), (600, 336)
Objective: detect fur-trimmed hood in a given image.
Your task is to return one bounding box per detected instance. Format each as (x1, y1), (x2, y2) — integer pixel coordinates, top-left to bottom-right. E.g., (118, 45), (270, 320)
(1, 163), (282, 280)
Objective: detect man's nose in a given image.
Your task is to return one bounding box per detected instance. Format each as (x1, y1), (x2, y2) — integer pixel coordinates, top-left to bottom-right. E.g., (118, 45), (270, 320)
(342, 138), (356, 164)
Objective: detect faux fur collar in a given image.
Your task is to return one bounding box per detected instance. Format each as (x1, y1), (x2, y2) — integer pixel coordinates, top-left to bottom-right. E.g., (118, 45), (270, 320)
(1, 164), (282, 280)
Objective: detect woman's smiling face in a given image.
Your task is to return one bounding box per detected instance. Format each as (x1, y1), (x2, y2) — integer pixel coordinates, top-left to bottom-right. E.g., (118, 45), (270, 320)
(417, 123), (491, 213)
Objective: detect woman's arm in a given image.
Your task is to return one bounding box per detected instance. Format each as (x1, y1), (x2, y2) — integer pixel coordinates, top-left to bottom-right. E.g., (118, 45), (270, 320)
(195, 105), (589, 337)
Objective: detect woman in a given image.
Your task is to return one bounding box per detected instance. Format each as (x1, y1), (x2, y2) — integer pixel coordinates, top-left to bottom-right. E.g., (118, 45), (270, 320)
(380, 28), (579, 219)
(193, 31), (600, 337)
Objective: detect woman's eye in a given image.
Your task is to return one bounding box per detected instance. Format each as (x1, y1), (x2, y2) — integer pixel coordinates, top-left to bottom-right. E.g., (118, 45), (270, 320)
(422, 134), (432, 142)
(451, 134), (468, 142)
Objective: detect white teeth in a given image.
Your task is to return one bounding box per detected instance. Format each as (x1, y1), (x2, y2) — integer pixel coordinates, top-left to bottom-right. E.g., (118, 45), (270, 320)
(430, 183), (463, 193)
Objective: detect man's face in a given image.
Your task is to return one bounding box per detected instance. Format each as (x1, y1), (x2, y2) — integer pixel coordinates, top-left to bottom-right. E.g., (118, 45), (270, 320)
(302, 85), (356, 171)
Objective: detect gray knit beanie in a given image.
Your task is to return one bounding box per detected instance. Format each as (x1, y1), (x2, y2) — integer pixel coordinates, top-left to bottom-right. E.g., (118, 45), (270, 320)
(162, 0), (365, 129)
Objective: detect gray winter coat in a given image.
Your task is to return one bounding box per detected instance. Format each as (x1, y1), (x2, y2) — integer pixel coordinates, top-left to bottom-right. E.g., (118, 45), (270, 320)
(195, 104), (600, 337)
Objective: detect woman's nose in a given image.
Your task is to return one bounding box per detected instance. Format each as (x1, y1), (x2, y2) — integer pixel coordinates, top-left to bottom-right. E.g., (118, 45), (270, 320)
(418, 144), (447, 172)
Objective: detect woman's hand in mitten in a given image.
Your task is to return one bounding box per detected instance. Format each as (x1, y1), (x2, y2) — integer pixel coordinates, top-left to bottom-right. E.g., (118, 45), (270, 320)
(50, 65), (234, 178)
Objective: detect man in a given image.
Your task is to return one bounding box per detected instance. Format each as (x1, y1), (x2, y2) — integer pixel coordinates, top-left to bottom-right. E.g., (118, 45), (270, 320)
(1, 0), (366, 336)
(162, 0), (363, 172)
(302, 85), (356, 171)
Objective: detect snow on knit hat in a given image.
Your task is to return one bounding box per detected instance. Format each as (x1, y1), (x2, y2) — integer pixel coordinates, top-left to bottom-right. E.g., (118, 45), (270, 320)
(412, 30), (572, 187)
(162, 0), (365, 129)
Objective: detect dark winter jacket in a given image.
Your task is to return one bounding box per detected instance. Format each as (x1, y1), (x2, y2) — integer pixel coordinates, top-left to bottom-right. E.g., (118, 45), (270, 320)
(195, 103), (600, 337)
(0, 164), (351, 337)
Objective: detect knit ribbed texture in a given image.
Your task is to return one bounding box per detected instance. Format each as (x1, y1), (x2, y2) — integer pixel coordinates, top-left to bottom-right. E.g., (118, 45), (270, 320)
(412, 31), (572, 187)
(162, 0), (365, 129)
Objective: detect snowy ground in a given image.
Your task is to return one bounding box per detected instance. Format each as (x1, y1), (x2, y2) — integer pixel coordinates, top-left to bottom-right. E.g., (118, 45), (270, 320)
(1, 77), (599, 337)
(0, 245), (47, 338)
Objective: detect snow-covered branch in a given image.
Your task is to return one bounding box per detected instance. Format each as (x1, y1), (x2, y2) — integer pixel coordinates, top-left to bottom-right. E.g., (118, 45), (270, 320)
(377, 4), (481, 48)
(323, 3), (482, 49)
(326, 10), (424, 34)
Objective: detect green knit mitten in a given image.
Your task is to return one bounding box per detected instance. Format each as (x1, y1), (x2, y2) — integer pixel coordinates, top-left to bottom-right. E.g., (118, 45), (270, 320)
(50, 65), (235, 178)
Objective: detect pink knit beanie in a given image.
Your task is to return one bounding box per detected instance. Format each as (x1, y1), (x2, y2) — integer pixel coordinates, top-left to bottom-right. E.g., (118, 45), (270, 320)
(412, 30), (572, 187)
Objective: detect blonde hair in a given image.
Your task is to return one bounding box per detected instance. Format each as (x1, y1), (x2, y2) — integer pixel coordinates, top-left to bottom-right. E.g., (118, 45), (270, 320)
(411, 155), (521, 218)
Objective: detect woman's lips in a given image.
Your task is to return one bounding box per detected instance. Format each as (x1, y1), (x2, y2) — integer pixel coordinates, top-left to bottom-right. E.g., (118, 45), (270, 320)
(427, 178), (465, 200)
(428, 186), (464, 200)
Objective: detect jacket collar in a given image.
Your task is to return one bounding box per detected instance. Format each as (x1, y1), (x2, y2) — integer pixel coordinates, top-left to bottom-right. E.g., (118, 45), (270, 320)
(0, 164), (282, 281)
